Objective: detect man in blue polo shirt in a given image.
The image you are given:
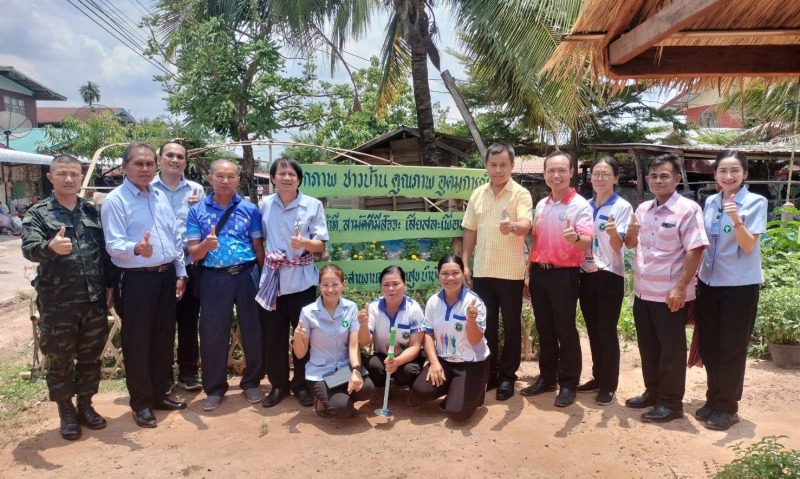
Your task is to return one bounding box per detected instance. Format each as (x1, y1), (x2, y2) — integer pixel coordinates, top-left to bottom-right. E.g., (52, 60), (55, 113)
(152, 140), (205, 393)
(187, 159), (265, 412)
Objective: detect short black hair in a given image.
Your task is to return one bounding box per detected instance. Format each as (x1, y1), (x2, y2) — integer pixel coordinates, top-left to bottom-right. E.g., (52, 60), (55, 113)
(122, 141), (156, 164)
(158, 139), (187, 156)
(269, 157), (303, 187)
(50, 154), (82, 172)
(543, 150), (572, 171)
(379, 265), (406, 285)
(484, 143), (515, 164)
(714, 149), (748, 173)
(437, 254), (465, 273)
(648, 153), (681, 175)
(593, 156), (620, 177)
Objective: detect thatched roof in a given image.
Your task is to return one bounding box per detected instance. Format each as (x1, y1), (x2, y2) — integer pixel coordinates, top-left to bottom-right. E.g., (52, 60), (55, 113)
(546, 0), (800, 90)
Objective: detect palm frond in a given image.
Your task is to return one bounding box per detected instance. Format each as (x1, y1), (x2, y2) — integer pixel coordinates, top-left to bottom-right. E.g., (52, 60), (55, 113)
(376, 11), (412, 120)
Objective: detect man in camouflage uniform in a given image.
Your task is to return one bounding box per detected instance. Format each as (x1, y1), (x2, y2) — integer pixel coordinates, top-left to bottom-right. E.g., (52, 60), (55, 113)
(21, 154), (116, 440)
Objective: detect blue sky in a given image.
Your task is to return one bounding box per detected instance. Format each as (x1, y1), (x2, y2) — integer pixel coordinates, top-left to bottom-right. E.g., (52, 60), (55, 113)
(0, 0), (468, 160)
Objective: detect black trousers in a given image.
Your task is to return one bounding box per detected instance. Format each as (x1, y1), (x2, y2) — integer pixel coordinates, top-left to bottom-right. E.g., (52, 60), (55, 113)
(579, 270), (624, 392)
(262, 286), (316, 393)
(308, 375), (375, 418)
(412, 359), (489, 422)
(472, 277), (523, 382)
(173, 263), (200, 380)
(696, 281), (759, 414)
(529, 264), (582, 389)
(633, 297), (687, 410)
(364, 352), (424, 388)
(116, 266), (176, 412)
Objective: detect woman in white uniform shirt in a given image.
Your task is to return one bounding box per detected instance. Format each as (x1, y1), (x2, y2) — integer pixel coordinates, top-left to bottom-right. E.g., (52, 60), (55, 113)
(358, 266), (425, 406)
(577, 157), (634, 406)
(411, 255), (490, 421)
(293, 264), (375, 418)
(695, 150), (767, 431)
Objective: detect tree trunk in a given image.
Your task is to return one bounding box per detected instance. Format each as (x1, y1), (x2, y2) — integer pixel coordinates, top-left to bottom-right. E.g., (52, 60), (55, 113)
(236, 120), (256, 201)
(409, 8), (437, 167)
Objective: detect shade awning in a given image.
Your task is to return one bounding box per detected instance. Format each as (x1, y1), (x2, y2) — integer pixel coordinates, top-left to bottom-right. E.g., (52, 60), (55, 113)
(0, 149), (56, 166)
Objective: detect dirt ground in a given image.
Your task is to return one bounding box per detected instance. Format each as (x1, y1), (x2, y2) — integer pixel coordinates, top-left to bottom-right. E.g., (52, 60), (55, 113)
(0, 298), (798, 479)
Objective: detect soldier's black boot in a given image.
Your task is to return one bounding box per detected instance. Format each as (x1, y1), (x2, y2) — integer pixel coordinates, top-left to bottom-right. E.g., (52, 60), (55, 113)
(76, 395), (107, 430)
(57, 399), (82, 440)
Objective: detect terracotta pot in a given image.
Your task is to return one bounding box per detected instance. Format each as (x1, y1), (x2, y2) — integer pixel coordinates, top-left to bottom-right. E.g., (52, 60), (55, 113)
(769, 343), (800, 369)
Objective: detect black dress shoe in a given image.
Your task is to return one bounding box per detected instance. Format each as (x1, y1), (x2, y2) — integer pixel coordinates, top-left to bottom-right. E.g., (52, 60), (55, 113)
(520, 378), (557, 396)
(625, 391), (658, 409)
(705, 411), (739, 431)
(57, 399), (82, 440)
(154, 398), (187, 410)
(694, 403), (714, 422)
(496, 380), (515, 401)
(262, 387), (289, 408)
(641, 405), (684, 423)
(295, 388), (315, 407)
(133, 408), (157, 428)
(554, 388), (576, 407)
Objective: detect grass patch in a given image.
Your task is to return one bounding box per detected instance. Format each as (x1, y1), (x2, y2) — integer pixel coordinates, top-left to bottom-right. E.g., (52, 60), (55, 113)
(98, 377), (128, 393)
(0, 360), (47, 444)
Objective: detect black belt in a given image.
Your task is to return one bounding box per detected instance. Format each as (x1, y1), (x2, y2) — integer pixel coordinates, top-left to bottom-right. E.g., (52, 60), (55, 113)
(204, 260), (256, 275)
(533, 263), (566, 270)
(122, 263), (172, 273)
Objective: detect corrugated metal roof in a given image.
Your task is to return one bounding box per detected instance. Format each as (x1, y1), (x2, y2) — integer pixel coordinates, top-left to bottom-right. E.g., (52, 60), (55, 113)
(0, 148), (55, 166)
(0, 66), (66, 101)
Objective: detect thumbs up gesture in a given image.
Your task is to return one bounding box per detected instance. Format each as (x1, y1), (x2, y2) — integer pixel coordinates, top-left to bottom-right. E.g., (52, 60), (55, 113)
(499, 207), (512, 235)
(188, 187), (200, 206)
(290, 226), (305, 250)
(357, 302), (369, 327)
(49, 226), (72, 255)
(293, 319), (307, 340)
(135, 231), (153, 258)
(604, 213), (618, 237)
(723, 190), (740, 222)
(563, 218), (579, 243)
(626, 213), (640, 239)
(204, 225), (218, 251)
(466, 298), (479, 323)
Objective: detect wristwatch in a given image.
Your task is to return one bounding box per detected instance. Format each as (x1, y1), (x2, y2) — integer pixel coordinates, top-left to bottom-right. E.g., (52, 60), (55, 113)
(733, 219), (745, 228)
(178, 276), (189, 282)
(350, 364), (361, 372)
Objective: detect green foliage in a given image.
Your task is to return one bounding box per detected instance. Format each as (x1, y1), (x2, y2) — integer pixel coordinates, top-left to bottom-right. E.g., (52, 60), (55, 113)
(617, 296), (638, 341)
(284, 57), (418, 163)
(427, 238), (453, 264)
(0, 361), (47, 442)
(711, 436), (800, 479)
(328, 242), (348, 261)
(348, 241), (388, 261)
(399, 238), (423, 261)
(694, 129), (741, 146)
(755, 287), (800, 345)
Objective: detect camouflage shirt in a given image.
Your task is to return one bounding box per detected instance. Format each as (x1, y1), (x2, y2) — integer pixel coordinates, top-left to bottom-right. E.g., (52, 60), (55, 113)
(21, 195), (116, 303)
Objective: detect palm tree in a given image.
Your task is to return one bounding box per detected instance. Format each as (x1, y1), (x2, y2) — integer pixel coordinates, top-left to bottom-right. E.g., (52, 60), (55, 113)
(721, 80), (800, 144)
(79, 81), (101, 108)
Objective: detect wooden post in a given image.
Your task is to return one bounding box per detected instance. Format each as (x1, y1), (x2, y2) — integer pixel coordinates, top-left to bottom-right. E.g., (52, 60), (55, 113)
(441, 70), (487, 158)
(632, 149), (645, 202)
(678, 154), (690, 192)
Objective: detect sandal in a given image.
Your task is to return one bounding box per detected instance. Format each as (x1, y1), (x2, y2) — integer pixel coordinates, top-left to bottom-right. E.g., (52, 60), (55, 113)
(314, 399), (332, 418)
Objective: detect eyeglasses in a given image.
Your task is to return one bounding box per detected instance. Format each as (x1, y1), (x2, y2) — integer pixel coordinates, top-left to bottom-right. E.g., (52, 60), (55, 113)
(591, 173), (613, 179)
(438, 272), (462, 279)
(320, 283), (343, 290)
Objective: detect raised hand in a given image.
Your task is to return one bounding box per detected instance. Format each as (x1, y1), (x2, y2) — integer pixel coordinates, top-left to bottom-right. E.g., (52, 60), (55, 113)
(293, 319), (307, 340)
(563, 218), (579, 243)
(723, 190), (739, 222)
(357, 302), (369, 327)
(290, 228), (305, 250)
(499, 207), (512, 235)
(205, 225), (218, 251)
(466, 298), (479, 322)
(136, 231), (153, 258)
(626, 213), (640, 238)
(188, 187), (200, 206)
(605, 213), (618, 237)
(49, 226), (72, 255)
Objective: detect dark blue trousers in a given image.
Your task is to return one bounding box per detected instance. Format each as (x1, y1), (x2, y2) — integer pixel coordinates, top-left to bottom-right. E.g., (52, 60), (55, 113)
(199, 263), (264, 396)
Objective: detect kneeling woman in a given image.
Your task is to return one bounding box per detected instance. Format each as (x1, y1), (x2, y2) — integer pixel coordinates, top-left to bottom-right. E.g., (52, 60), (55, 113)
(360, 266), (425, 404)
(293, 264), (375, 418)
(411, 255), (490, 421)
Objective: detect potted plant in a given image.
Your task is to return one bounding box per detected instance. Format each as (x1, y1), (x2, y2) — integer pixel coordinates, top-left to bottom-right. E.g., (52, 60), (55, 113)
(755, 286), (800, 368)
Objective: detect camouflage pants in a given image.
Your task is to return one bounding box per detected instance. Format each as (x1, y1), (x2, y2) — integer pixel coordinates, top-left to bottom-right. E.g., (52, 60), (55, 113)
(37, 299), (109, 402)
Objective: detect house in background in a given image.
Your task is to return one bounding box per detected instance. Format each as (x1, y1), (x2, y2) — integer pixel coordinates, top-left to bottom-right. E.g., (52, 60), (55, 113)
(660, 89), (743, 129)
(0, 66), (66, 210)
(37, 106), (136, 127)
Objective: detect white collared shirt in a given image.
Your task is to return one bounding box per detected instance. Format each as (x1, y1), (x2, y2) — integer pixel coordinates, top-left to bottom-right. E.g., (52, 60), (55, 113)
(423, 287), (489, 363)
(368, 296), (424, 355)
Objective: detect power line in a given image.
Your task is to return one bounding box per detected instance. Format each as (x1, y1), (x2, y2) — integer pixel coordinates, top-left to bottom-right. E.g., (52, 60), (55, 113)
(66, 0), (171, 76)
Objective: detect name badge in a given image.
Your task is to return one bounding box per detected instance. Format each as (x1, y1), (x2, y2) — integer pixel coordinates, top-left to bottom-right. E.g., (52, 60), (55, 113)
(710, 222), (720, 237)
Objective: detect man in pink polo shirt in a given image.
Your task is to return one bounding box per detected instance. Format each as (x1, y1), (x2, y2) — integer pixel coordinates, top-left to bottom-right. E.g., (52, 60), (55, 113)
(520, 151), (593, 407)
(625, 154), (708, 424)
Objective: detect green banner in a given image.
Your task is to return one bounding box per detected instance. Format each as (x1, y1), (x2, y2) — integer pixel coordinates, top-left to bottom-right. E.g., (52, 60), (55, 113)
(326, 209), (464, 243)
(315, 260), (440, 291)
(300, 164), (487, 200)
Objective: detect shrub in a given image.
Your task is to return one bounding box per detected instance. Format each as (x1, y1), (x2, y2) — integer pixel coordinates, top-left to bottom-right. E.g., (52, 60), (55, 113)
(711, 436), (800, 479)
(755, 286), (800, 346)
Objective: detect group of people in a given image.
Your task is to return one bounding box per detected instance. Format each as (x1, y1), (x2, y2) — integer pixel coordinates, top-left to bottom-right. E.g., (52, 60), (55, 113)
(21, 139), (764, 441)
